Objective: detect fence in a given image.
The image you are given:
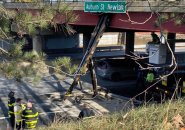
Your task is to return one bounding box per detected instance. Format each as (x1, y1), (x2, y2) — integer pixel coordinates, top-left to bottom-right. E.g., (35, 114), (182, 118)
(0, 39), (12, 53)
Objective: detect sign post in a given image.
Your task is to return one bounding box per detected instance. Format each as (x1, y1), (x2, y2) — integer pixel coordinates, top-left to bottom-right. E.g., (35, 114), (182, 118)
(84, 1), (126, 13)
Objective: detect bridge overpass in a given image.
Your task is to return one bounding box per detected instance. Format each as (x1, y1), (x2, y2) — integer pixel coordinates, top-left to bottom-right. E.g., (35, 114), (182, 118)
(2, 0), (185, 101)
(3, 1), (185, 33)
(2, 1), (185, 55)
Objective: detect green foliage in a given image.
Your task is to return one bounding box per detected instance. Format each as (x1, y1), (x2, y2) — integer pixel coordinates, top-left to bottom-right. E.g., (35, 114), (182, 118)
(57, 3), (79, 23)
(0, 1), (78, 37)
(69, 64), (77, 75)
(0, 60), (31, 81)
(22, 51), (46, 62)
(27, 24), (36, 35)
(61, 57), (71, 67)
(0, 3), (79, 82)
(0, 41), (48, 82)
(154, 13), (185, 27)
(23, 51), (38, 61)
(0, 17), (10, 33)
(52, 57), (65, 73)
(80, 67), (87, 75)
(8, 40), (24, 57)
(0, 15), (11, 38)
(52, 57), (84, 75)
(52, 57), (71, 74)
(0, 62), (16, 79)
(22, 66), (35, 76)
(175, 19), (183, 26)
(154, 14), (169, 27)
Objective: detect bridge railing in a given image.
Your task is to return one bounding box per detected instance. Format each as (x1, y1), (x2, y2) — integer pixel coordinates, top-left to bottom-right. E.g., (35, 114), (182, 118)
(3, 0), (185, 13)
(2, 0), (86, 3)
(0, 39), (13, 53)
(2, 0), (180, 3)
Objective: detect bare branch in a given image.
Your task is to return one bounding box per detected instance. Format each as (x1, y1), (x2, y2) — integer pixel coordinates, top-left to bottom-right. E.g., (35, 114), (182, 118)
(119, 11), (154, 25)
(121, 0), (178, 108)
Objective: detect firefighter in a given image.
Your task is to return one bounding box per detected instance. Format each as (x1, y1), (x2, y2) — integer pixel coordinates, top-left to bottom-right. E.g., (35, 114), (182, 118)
(8, 91), (16, 128)
(146, 69), (154, 83)
(145, 69), (155, 91)
(22, 102), (39, 129)
(14, 98), (24, 130)
(151, 32), (160, 44)
(146, 32), (160, 53)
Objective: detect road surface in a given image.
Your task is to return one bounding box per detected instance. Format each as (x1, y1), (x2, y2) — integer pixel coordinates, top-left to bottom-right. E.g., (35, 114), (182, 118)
(0, 74), (140, 129)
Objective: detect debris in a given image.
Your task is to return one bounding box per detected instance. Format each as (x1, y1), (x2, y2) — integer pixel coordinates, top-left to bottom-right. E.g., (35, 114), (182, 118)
(173, 114), (184, 129)
(180, 127), (185, 130)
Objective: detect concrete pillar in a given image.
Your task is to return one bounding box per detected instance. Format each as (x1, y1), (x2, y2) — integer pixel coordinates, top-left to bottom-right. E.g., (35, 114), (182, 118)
(125, 31), (135, 55)
(167, 33), (176, 52)
(83, 33), (91, 52)
(118, 32), (126, 45)
(32, 35), (43, 53)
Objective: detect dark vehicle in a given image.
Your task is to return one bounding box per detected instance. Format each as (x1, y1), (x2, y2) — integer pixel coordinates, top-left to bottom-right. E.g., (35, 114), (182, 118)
(95, 58), (139, 81)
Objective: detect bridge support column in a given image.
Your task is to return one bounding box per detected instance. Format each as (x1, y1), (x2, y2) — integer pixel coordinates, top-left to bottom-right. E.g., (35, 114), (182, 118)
(167, 33), (176, 52)
(32, 35), (43, 53)
(83, 33), (91, 52)
(125, 31), (135, 55)
(118, 32), (126, 45)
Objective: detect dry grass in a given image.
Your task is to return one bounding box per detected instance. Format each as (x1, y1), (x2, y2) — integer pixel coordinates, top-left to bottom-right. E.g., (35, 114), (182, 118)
(38, 99), (185, 130)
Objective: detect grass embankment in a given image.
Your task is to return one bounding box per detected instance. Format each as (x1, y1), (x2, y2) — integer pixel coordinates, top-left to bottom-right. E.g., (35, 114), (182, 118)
(39, 99), (185, 130)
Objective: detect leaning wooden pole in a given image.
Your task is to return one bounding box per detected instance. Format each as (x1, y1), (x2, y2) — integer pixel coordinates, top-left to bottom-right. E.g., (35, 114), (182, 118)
(89, 58), (98, 97)
(65, 14), (111, 96)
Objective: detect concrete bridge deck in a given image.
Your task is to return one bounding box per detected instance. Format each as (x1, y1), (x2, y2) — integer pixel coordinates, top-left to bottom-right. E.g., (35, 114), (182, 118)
(3, 1), (185, 33)
(3, 1), (185, 13)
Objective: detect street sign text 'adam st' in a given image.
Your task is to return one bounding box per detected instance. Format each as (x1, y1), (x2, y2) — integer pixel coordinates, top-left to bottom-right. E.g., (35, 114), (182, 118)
(84, 1), (126, 13)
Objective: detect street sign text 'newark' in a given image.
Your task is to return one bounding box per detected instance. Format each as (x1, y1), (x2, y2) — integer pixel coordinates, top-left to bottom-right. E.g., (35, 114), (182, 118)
(84, 1), (126, 13)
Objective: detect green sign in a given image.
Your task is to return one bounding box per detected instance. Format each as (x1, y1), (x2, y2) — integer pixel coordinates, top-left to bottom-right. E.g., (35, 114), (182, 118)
(84, 1), (126, 13)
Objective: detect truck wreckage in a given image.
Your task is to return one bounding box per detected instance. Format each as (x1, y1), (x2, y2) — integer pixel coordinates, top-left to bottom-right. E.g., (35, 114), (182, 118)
(0, 14), (141, 128)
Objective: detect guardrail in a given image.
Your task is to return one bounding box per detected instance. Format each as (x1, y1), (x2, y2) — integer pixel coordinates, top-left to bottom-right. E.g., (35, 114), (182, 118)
(96, 46), (124, 52)
(0, 39), (12, 53)
(44, 46), (124, 54)
(2, 0), (180, 2)
(3, 0), (185, 12)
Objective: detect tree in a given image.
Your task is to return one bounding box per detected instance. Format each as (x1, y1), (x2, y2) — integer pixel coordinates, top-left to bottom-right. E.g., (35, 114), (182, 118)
(0, 1), (81, 83)
(0, 2), (78, 37)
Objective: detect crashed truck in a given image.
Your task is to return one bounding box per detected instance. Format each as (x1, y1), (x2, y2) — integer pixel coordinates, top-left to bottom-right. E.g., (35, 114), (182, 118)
(143, 39), (185, 100)
(62, 12), (185, 102)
